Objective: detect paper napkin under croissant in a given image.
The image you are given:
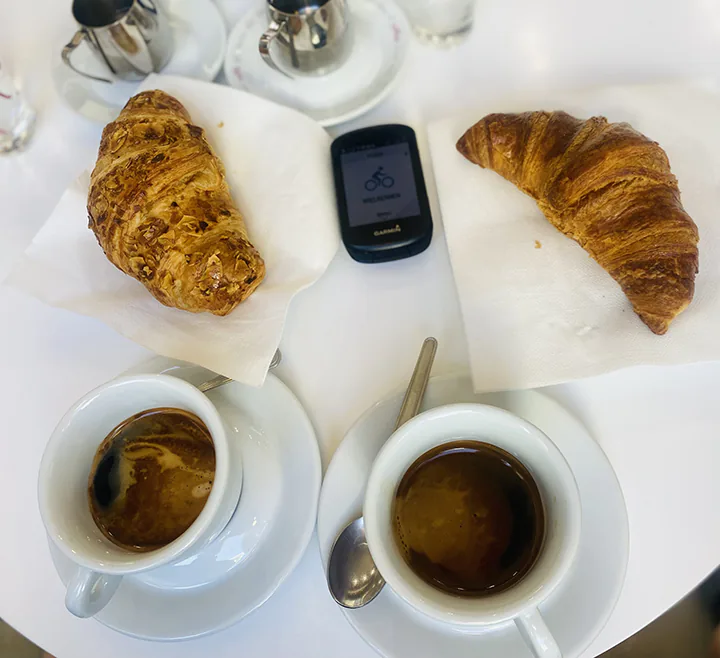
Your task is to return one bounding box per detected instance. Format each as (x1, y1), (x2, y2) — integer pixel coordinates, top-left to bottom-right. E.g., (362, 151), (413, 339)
(7, 75), (339, 386)
(428, 82), (720, 393)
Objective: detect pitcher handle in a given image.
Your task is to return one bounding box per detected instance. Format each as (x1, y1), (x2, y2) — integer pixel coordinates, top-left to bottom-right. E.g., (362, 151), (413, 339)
(259, 19), (291, 77)
(61, 30), (114, 84)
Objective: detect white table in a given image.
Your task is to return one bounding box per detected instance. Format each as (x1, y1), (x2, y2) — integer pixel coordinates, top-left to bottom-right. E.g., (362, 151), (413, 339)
(2, 1), (720, 656)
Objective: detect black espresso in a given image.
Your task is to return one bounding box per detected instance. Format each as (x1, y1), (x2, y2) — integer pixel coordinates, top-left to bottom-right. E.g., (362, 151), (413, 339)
(393, 441), (544, 596)
(88, 408), (215, 552)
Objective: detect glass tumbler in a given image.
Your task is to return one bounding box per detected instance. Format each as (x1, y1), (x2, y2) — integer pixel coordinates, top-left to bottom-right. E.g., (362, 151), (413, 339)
(0, 61), (36, 153)
(396, 0), (477, 47)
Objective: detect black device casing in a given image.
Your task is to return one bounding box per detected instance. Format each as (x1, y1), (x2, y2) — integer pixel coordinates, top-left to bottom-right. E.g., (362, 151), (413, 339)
(331, 125), (433, 263)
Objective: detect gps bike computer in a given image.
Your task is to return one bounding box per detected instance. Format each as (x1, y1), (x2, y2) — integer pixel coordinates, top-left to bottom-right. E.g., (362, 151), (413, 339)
(331, 124), (433, 263)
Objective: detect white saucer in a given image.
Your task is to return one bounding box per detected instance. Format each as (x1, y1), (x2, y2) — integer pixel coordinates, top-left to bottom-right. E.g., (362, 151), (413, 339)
(224, 0), (408, 127)
(317, 374), (629, 658)
(53, 0), (226, 124)
(49, 357), (321, 641)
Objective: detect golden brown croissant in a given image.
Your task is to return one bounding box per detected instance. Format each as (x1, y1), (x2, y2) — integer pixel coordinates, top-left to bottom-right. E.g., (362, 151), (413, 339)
(456, 111), (699, 334)
(88, 90), (265, 316)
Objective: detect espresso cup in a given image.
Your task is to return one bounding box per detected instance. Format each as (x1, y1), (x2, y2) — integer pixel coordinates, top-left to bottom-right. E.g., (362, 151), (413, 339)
(364, 403), (581, 658)
(38, 374), (242, 618)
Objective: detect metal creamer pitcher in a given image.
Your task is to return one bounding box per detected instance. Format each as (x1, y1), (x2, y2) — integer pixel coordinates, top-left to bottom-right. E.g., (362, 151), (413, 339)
(62, 0), (173, 84)
(259, 0), (352, 77)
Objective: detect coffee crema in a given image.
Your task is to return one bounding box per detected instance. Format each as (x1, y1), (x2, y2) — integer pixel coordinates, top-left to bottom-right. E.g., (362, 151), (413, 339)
(88, 407), (215, 552)
(393, 441), (545, 596)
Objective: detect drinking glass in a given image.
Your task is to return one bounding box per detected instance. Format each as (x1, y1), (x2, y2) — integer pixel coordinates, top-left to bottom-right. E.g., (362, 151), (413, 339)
(395, 0), (477, 47)
(0, 61), (36, 153)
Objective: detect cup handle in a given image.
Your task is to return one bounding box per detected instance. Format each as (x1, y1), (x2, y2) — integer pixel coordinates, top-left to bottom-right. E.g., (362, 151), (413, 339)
(61, 30), (114, 84)
(258, 19), (292, 78)
(65, 567), (123, 618)
(515, 608), (562, 658)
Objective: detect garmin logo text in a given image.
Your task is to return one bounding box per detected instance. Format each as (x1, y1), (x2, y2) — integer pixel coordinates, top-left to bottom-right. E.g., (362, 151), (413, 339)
(374, 224), (402, 237)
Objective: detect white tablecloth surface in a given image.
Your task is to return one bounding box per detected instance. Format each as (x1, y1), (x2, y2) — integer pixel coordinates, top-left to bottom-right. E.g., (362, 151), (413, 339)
(2, 1), (720, 657)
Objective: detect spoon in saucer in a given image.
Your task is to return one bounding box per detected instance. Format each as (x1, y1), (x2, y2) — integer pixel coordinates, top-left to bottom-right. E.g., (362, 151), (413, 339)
(327, 337), (438, 609)
(197, 349), (282, 394)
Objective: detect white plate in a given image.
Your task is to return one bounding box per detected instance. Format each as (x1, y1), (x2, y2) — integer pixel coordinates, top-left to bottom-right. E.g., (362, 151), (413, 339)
(49, 357), (321, 641)
(53, 0), (227, 123)
(224, 0), (408, 127)
(317, 374), (629, 658)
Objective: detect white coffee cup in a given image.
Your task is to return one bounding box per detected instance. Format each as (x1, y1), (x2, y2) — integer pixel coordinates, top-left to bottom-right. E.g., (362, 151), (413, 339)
(364, 403), (581, 658)
(38, 374), (243, 618)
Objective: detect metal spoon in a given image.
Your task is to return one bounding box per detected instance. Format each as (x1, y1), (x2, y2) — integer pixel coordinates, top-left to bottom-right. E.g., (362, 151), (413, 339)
(327, 337), (438, 609)
(197, 349), (282, 394)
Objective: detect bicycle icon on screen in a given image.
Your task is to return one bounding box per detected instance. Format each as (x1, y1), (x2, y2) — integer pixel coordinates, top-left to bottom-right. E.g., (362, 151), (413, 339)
(364, 167), (395, 192)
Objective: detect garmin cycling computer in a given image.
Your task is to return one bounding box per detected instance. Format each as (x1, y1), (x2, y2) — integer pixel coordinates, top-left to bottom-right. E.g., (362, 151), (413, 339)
(331, 124), (433, 263)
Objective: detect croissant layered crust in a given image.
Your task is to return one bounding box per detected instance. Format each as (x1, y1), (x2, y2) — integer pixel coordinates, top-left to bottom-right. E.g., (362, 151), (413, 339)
(88, 90), (265, 316)
(457, 111), (699, 334)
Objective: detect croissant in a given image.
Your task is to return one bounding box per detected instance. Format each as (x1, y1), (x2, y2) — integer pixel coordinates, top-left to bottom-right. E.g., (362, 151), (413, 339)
(88, 90), (265, 316)
(456, 111), (699, 334)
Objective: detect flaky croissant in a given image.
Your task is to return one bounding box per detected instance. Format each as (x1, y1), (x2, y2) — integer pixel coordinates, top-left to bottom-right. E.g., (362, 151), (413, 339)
(457, 111), (699, 334)
(88, 90), (265, 316)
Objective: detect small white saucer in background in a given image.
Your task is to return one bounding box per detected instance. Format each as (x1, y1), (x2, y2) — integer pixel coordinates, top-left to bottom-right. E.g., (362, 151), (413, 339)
(53, 0), (227, 124)
(48, 357), (321, 641)
(224, 0), (409, 127)
(317, 374), (629, 658)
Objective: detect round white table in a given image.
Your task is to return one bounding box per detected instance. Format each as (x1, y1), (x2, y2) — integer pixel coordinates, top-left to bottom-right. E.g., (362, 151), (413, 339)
(2, 1), (720, 656)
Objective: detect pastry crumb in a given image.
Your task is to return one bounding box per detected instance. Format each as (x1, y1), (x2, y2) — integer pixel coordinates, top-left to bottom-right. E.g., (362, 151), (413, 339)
(534, 240), (542, 249)
(217, 121), (224, 128)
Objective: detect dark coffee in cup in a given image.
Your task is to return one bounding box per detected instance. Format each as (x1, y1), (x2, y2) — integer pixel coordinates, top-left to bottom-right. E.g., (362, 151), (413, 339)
(393, 441), (545, 596)
(88, 407), (215, 552)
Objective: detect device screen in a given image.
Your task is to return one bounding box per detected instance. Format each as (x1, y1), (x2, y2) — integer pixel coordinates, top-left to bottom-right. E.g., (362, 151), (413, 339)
(340, 143), (421, 227)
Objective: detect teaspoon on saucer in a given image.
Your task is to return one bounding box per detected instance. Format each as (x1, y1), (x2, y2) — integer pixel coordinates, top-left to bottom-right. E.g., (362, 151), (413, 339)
(327, 337), (438, 609)
(197, 349), (282, 394)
